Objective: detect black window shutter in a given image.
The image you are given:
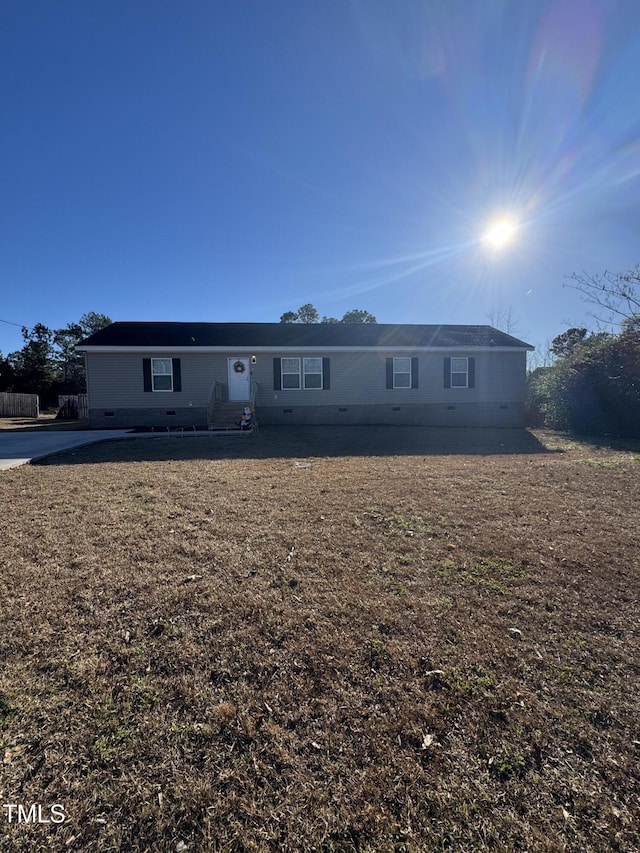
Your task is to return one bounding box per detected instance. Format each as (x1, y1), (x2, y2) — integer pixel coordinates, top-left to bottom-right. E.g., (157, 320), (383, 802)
(386, 358), (393, 389)
(443, 357), (451, 389)
(411, 357), (419, 389)
(143, 358), (152, 392)
(322, 357), (330, 390)
(468, 357), (475, 389)
(172, 358), (182, 392)
(273, 358), (282, 390)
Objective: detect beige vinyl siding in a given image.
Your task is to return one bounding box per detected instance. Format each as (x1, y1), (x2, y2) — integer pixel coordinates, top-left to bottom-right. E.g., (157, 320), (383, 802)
(254, 350), (527, 408)
(86, 352), (229, 408)
(86, 349), (527, 410)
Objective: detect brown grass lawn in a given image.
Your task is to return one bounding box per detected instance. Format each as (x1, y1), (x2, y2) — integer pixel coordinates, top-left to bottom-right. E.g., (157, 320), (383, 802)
(0, 427), (639, 852)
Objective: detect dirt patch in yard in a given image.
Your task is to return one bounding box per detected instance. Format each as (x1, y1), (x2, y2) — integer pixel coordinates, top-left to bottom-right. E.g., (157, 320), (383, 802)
(0, 427), (638, 851)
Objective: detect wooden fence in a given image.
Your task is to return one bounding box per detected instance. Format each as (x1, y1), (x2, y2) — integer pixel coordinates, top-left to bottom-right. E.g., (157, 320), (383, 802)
(0, 392), (40, 418)
(57, 395), (88, 420)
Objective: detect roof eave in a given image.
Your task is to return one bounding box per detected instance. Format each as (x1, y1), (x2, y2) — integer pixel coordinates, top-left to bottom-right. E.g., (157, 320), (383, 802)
(77, 344), (535, 353)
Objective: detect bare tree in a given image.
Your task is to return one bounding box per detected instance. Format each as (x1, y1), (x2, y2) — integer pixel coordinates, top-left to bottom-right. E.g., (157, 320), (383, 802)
(486, 307), (520, 336)
(526, 339), (555, 371)
(565, 266), (640, 326)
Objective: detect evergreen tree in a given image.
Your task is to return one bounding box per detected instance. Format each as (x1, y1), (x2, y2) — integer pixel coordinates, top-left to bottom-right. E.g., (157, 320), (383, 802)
(6, 312), (112, 404)
(280, 304), (377, 324)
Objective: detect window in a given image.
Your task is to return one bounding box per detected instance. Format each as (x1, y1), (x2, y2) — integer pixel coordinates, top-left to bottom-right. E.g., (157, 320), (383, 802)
(281, 357), (301, 389)
(386, 357), (418, 389)
(143, 358), (181, 393)
(450, 357), (468, 388)
(443, 357), (474, 390)
(274, 357), (329, 391)
(152, 358), (173, 391)
(303, 357), (323, 389)
(393, 357), (412, 388)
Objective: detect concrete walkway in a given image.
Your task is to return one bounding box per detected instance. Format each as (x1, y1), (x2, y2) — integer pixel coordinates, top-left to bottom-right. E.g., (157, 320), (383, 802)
(0, 430), (131, 470)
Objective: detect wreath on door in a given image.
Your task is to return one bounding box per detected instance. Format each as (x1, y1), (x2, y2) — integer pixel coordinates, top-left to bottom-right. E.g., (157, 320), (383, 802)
(233, 360), (246, 374)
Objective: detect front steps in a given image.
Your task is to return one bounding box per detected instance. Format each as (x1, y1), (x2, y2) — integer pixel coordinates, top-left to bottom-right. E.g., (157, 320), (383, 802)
(207, 401), (254, 432)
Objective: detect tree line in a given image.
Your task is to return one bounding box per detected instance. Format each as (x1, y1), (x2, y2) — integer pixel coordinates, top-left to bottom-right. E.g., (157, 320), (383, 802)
(0, 312), (111, 406)
(527, 268), (640, 438)
(280, 304), (377, 324)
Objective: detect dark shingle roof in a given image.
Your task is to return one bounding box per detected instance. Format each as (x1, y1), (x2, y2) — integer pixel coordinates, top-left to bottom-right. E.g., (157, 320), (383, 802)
(78, 322), (534, 350)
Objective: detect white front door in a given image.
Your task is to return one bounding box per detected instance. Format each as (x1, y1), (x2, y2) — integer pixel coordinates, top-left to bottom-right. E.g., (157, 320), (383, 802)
(228, 358), (251, 401)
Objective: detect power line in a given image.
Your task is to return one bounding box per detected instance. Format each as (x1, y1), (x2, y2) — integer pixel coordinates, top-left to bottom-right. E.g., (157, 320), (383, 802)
(0, 318), (36, 332)
(0, 317), (29, 329)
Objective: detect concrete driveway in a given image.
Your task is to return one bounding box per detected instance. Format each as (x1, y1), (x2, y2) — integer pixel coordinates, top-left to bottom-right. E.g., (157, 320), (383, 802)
(0, 430), (131, 470)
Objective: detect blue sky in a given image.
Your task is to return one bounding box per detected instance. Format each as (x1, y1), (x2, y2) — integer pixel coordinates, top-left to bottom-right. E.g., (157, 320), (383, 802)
(1, 0), (640, 357)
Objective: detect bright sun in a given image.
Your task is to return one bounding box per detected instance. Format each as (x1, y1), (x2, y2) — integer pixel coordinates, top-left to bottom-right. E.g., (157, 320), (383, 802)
(483, 218), (517, 249)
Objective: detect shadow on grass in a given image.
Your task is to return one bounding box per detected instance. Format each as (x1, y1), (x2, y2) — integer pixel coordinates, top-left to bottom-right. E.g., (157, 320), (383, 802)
(34, 425), (558, 466)
(0, 417), (86, 432)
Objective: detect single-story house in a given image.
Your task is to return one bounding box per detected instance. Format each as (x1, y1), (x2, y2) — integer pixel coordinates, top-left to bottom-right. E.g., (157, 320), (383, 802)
(77, 322), (534, 429)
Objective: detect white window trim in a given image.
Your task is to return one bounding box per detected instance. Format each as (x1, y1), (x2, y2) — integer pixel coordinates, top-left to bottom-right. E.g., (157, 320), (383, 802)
(151, 357), (174, 392)
(393, 357), (412, 389)
(302, 357), (323, 390)
(281, 357), (301, 390)
(450, 357), (468, 389)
